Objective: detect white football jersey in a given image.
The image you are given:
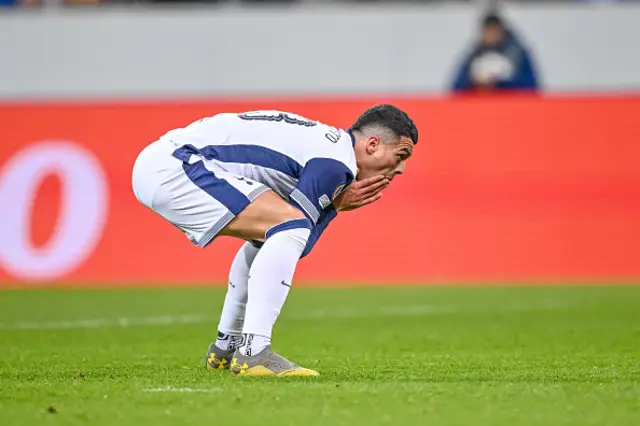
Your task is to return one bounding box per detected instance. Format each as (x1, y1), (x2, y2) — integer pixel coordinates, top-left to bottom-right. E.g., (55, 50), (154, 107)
(162, 110), (358, 225)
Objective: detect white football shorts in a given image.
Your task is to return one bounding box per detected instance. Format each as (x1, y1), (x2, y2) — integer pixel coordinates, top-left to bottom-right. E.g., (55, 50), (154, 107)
(131, 139), (269, 248)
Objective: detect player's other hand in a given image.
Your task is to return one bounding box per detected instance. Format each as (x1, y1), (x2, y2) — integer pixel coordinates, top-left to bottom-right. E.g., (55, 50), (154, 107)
(334, 175), (389, 212)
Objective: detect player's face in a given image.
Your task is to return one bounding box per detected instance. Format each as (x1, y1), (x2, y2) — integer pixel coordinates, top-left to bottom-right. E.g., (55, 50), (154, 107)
(358, 135), (414, 182)
(482, 24), (504, 47)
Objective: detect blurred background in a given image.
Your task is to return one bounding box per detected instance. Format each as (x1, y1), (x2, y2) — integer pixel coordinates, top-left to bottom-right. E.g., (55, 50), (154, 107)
(0, 0), (639, 286)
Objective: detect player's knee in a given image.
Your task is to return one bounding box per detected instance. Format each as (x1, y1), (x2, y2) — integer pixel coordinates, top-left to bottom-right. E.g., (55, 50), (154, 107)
(265, 218), (312, 251)
(266, 218), (312, 240)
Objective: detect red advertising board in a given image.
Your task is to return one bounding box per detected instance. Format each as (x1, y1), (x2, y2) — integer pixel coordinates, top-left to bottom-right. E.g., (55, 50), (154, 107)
(1, 95), (639, 285)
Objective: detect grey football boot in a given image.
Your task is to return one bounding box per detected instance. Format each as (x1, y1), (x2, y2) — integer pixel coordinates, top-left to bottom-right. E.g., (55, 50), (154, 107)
(230, 346), (319, 377)
(205, 342), (235, 370)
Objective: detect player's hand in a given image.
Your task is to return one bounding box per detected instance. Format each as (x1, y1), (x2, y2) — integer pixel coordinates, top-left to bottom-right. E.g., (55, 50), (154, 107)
(334, 175), (389, 212)
(473, 75), (496, 89)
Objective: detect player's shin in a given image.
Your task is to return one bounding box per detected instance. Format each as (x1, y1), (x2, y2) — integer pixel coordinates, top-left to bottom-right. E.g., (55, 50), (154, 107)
(215, 241), (260, 351)
(239, 218), (311, 356)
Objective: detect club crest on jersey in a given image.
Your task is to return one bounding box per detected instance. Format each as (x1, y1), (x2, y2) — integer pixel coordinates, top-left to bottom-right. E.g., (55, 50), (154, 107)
(318, 194), (332, 209)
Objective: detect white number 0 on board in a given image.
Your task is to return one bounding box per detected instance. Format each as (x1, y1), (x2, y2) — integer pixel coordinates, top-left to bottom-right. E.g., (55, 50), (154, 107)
(0, 141), (108, 281)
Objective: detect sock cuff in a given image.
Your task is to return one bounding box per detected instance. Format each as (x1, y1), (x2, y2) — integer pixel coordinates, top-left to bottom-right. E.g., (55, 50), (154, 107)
(265, 218), (312, 240)
(249, 240), (264, 249)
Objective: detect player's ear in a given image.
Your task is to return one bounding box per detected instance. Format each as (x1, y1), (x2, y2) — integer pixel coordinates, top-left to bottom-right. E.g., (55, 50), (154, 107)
(365, 136), (380, 154)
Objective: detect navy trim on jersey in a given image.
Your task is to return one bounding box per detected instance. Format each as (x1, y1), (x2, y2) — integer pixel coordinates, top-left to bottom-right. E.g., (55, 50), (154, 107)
(346, 129), (356, 147)
(181, 161), (250, 215)
(173, 144), (303, 179)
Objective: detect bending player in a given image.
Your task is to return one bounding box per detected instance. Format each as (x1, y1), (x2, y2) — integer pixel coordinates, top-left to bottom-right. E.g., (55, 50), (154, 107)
(131, 105), (418, 376)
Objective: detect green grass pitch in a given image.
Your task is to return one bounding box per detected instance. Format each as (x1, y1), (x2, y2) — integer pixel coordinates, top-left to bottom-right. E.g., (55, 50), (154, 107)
(0, 286), (639, 426)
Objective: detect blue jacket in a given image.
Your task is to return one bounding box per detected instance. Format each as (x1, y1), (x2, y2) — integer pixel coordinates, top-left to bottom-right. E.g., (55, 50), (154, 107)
(451, 29), (539, 92)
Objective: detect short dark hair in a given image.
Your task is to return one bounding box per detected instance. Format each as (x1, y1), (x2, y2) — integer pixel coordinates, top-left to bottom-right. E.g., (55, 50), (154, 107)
(350, 104), (419, 145)
(482, 13), (504, 28)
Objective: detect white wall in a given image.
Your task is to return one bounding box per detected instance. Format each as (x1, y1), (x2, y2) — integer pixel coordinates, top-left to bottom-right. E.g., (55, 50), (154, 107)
(0, 3), (638, 99)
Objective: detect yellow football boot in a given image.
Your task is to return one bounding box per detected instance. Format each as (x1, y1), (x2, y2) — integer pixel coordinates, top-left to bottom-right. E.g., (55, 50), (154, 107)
(230, 346), (319, 377)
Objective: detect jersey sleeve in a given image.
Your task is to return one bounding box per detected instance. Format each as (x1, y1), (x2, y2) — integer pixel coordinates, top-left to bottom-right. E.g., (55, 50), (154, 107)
(300, 208), (337, 258)
(289, 158), (354, 224)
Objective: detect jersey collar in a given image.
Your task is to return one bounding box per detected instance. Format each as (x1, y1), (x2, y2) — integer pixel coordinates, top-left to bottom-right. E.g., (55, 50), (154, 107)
(346, 129), (356, 147)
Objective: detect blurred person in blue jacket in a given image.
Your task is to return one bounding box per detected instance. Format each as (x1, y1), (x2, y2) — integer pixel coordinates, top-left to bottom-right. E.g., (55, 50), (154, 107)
(451, 13), (540, 93)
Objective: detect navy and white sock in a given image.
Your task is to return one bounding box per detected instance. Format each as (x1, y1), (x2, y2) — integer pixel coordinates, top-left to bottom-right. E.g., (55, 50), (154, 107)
(239, 219), (311, 356)
(216, 242), (259, 341)
(215, 331), (243, 351)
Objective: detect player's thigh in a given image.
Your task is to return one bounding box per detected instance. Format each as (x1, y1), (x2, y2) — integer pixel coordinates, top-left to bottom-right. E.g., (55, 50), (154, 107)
(219, 189), (306, 242)
(167, 160), (273, 247)
(149, 158), (304, 246)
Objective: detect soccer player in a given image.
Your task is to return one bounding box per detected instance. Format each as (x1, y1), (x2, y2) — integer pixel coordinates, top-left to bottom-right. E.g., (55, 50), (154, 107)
(131, 105), (418, 376)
